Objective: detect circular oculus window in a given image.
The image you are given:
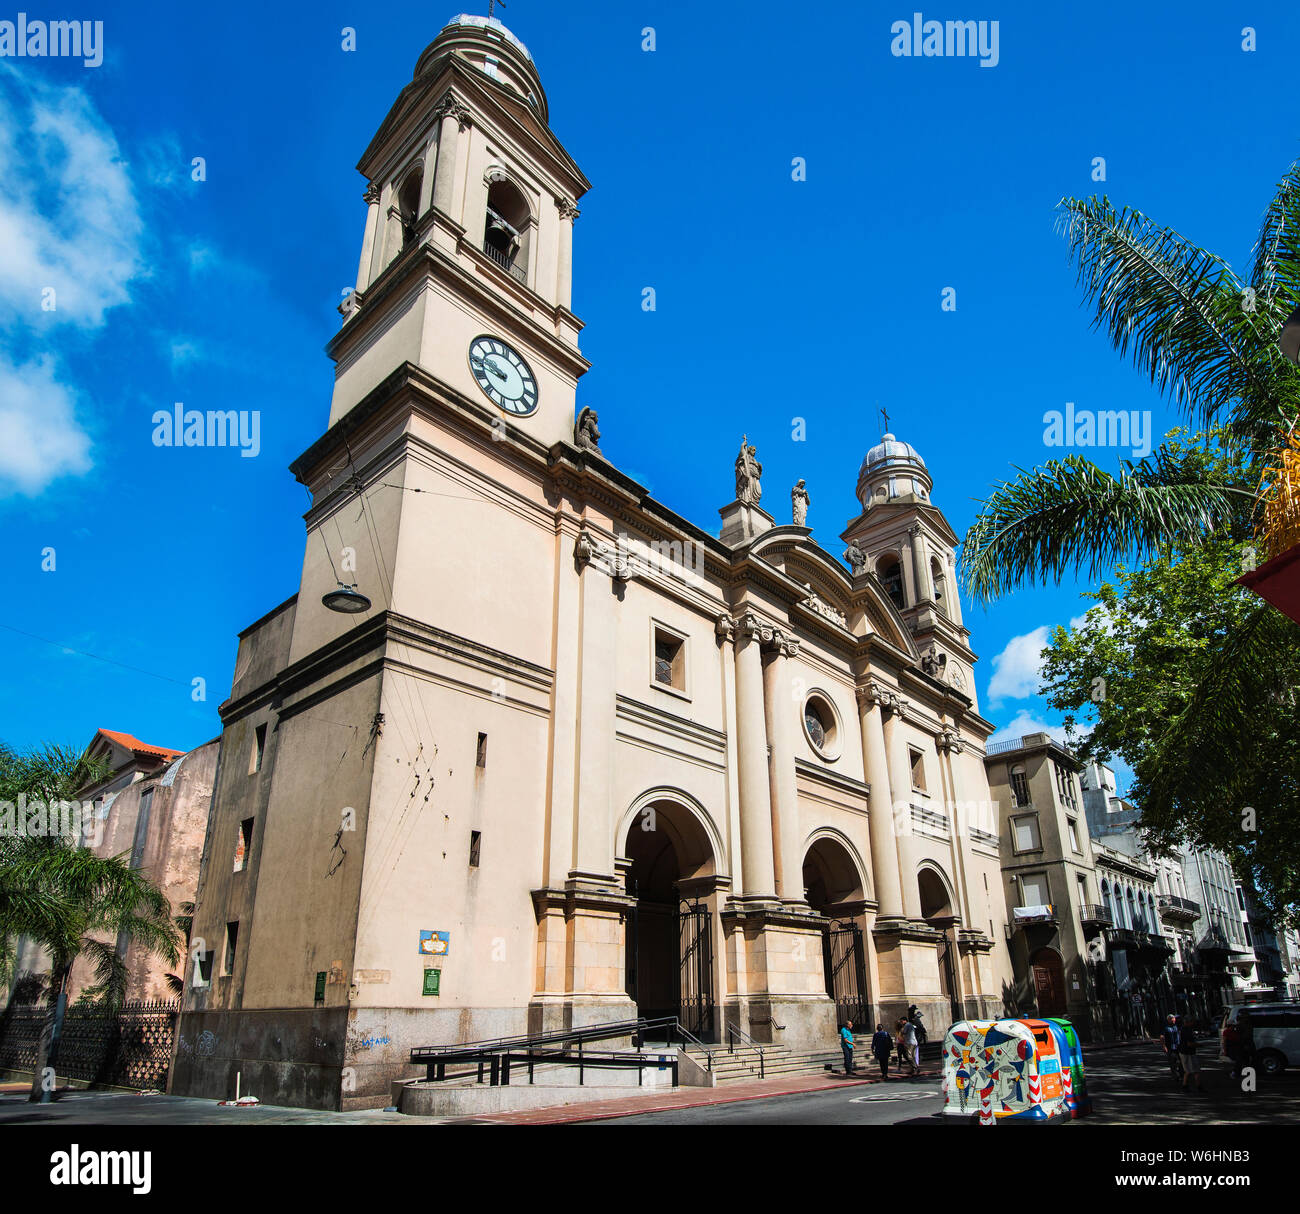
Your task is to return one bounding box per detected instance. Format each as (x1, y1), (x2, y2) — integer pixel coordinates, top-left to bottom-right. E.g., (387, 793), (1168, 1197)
(801, 692), (841, 760)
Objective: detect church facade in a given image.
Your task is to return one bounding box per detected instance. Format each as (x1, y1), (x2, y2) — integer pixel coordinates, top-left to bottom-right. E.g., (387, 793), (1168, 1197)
(172, 14), (1014, 1110)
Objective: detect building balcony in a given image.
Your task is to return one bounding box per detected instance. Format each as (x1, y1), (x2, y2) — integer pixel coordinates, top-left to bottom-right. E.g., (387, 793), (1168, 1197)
(1011, 904), (1057, 929)
(483, 239), (527, 284)
(1157, 893), (1201, 923)
(1080, 903), (1113, 927)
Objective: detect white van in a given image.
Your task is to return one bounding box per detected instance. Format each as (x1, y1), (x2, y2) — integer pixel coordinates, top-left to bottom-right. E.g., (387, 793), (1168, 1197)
(1219, 1003), (1300, 1076)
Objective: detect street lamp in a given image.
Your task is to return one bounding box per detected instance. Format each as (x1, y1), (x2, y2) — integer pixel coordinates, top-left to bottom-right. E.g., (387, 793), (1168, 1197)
(322, 582), (371, 614)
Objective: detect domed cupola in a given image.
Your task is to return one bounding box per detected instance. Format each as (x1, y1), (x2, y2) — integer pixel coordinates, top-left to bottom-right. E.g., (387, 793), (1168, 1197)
(856, 433), (933, 509)
(414, 13), (547, 121)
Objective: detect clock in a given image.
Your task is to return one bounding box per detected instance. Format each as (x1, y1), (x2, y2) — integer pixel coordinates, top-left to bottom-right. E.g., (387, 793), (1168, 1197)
(468, 335), (538, 416)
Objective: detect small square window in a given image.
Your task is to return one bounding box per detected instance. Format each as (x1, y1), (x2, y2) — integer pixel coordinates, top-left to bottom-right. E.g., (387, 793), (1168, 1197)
(908, 747), (927, 792)
(223, 922), (239, 976)
(469, 830), (481, 868)
(652, 626), (686, 692)
(234, 818), (254, 872)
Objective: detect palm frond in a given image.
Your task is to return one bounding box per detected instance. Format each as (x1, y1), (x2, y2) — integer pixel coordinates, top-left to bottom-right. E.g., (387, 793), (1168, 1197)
(1249, 160), (1300, 312)
(961, 450), (1254, 604)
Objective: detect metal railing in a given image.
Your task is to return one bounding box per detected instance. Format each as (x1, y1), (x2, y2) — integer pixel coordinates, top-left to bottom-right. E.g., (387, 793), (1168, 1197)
(1081, 903), (1114, 925)
(482, 239), (527, 283)
(409, 1015), (706, 1087)
(724, 1021), (766, 1078)
(1158, 893), (1202, 919)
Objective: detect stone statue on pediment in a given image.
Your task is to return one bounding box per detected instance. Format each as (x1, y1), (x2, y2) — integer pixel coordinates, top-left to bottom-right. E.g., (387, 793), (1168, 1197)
(735, 436), (762, 506)
(791, 479), (809, 526)
(575, 406), (601, 451)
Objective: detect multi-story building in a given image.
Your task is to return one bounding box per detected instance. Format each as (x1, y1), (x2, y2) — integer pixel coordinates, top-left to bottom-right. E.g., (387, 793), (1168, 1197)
(985, 733), (1112, 1038)
(171, 14), (1015, 1111)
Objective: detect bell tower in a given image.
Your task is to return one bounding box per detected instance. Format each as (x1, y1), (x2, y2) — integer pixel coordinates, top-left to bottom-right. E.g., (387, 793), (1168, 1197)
(327, 13), (590, 447)
(842, 433), (980, 710)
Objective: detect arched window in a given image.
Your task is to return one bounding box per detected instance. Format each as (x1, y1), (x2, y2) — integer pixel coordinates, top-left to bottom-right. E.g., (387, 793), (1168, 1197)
(1009, 763), (1030, 808)
(877, 554), (905, 610)
(398, 168), (422, 250)
(484, 175), (530, 283)
(1125, 888), (1136, 929)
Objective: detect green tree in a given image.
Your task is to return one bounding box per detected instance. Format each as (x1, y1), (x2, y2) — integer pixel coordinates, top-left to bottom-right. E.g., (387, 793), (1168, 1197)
(0, 742), (181, 1102)
(1040, 531), (1300, 923)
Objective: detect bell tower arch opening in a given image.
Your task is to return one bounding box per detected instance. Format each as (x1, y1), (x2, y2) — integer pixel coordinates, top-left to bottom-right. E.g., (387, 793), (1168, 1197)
(621, 799), (717, 1037)
(483, 172), (532, 282)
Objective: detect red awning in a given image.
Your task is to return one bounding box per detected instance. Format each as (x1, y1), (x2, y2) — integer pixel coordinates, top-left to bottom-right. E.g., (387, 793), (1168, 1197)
(1236, 542), (1300, 624)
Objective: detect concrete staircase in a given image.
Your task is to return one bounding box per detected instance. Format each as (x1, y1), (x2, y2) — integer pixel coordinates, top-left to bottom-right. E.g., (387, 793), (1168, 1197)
(684, 1035), (944, 1084)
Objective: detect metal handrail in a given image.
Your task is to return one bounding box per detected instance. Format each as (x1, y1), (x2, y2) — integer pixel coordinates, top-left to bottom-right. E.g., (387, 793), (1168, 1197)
(725, 1022), (766, 1077)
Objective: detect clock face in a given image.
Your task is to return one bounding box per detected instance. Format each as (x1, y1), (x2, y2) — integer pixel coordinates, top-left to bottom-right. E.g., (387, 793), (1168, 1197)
(468, 336), (538, 416)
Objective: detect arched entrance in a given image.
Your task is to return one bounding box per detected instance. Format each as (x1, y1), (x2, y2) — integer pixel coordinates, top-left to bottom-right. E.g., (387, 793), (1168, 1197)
(918, 865), (962, 1022)
(1031, 947), (1067, 1017)
(622, 799), (717, 1036)
(803, 836), (869, 1030)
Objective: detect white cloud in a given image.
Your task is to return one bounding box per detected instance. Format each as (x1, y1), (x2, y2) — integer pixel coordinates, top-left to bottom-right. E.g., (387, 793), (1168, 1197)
(0, 67), (144, 328)
(987, 625), (1051, 704)
(0, 355), (92, 494)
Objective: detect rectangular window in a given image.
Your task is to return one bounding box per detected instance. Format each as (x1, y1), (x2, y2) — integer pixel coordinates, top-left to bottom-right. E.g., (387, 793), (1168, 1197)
(1067, 818), (1081, 853)
(196, 948), (214, 986)
(908, 747), (927, 792)
(1021, 874), (1049, 907)
(314, 972), (327, 1005)
(250, 723), (267, 774)
(652, 625), (686, 693)
(223, 922), (239, 976)
(1010, 769), (1030, 808)
(469, 830), (481, 868)
(476, 732), (488, 768)
(1011, 814), (1041, 853)
(233, 818), (254, 872)
(1077, 873), (1088, 905)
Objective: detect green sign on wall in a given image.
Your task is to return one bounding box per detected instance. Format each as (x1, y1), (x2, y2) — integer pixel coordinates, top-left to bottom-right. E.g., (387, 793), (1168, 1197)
(314, 972), (326, 1002)
(423, 968), (441, 996)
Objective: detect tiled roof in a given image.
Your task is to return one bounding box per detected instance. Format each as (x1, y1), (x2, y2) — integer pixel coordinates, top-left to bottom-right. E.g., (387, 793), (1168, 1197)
(94, 729), (186, 762)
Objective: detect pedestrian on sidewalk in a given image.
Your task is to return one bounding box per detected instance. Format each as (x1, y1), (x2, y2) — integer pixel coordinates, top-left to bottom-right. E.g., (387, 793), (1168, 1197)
(871, 1022), (893, 1080)
(840, 1021), (857, 1075)
(1177, 1016), (1202, 1093)
(1234, 1011), (1257, 1082)
(1159, 1014), (1181, 1081)
(897, 1017), (919, 1076)
(907, 1004), (928, 1048)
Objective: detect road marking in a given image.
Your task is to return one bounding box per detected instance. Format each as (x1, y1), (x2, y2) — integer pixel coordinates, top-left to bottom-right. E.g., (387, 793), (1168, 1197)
(849, 1089), (941, 1102)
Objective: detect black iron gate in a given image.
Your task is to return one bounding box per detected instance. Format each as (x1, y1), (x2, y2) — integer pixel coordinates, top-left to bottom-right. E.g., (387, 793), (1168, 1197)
(678, 899), (714, 1037)
(938, 933), (961, 1023)
(823, 920), (869, 1029)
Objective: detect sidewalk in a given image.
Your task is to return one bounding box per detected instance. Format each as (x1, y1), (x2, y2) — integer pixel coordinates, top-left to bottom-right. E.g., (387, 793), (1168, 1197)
(461, 1064), (940, 1125)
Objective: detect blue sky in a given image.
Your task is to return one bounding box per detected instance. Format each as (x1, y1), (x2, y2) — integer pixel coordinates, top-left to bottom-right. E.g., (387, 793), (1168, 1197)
(2, 2), (1297, 794)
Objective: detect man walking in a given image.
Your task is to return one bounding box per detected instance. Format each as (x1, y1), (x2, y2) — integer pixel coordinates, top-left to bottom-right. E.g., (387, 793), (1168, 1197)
(1233, 1011), (1256, 1082)
(840, 1020), (857, 1075)
(897, 1017), (920, 1076)
(871, 1022), (893, 1080)
(1159, 1013), (1181, 1081)
(1177, 1016), (1202, 1093)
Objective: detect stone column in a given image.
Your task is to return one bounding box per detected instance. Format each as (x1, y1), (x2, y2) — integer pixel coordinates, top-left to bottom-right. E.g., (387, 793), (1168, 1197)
(431, 92), (470, 219)
(909, 524), (931, 604)
(355, 183), (381, 293)
(946, 552), (964, 626)
(762, 629), (803, 904)
(729, 612), (777, 901)
(937, 729), (974, 928)
(882, 698), (923, 920)
(856, 684), (904, 920)
(556, 197), (578, 311)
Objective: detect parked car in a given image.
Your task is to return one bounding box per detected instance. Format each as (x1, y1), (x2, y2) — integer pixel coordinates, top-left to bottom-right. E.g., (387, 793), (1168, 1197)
(1220, 1003), (1300, 1076)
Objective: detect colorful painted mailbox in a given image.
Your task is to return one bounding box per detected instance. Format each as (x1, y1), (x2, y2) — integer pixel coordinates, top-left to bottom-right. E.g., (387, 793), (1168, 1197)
(941, 1018), (1080, 1122)
(1045, 1017), (1092, 1117)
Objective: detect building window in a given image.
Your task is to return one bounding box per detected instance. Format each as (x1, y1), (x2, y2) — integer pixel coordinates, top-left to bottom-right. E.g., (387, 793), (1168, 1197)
(233, 818), (253, 872)
(250, 723), (267, 774)
(469, 830), (481, 868)
(1067, 818), (1081, 853)
(652, 625), (686, 693)
(476, 732), (488, 768)
(908, 747), (927, 792)
(801, 691), (842, 760)
(1009, 764), (1030, 808)
(483, 175), (530, 283)
(930, 555), (947, 616)
(398, 167), (422, 249)
(223, 922), (239, 976)
(1020, 874), (1049, 908)
(1077, 873), (1088, 907)
(1011, 814), (1041, 853)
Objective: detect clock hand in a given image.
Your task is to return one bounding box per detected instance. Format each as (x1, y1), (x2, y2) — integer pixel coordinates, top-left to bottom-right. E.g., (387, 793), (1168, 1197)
(471, 355), (509, 382)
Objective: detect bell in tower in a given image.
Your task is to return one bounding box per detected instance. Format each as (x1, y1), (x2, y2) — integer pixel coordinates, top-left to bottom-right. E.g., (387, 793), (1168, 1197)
(327, 13), (591, 447)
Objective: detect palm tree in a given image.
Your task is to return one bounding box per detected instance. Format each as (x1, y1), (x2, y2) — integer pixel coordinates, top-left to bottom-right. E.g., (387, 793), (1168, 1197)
(0, 742), (181, 1102)
(963, 164), (1300, 605)
(960, 162), (1300, 840)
